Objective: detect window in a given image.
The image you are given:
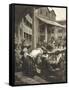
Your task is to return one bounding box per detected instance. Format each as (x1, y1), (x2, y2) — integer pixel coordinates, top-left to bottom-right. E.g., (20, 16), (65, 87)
(51, 29), (54, 33)
(24, 32), (32, 42)
(39, 35), (45, 42)
(40, 9), (42, 14)
(46, 11), (47, 16)
(46, 10), (48, 17)
(29, 35), (32, 41)
(58, 36), (62, 41)
(58, 29), (62, 33)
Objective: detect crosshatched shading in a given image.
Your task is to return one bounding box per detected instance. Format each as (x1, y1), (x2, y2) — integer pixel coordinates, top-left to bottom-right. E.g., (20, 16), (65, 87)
(9, 4), (67, 86)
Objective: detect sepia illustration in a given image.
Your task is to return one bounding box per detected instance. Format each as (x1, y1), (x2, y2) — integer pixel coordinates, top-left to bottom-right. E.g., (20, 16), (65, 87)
(14, 5), (67, 85)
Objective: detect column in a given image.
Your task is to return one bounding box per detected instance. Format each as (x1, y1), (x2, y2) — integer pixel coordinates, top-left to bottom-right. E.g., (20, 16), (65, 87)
(54, 26), (58, 40)
(45, 25), (47, 43)
(32, 8), (39, 49)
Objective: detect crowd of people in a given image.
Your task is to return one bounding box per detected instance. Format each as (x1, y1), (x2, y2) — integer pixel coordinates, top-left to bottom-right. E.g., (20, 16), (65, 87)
(15, 38), (66, 82)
